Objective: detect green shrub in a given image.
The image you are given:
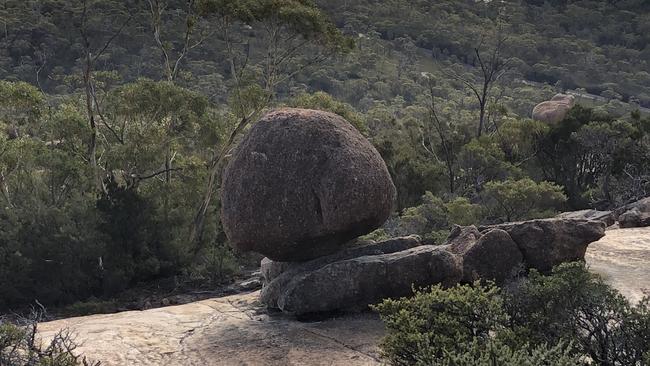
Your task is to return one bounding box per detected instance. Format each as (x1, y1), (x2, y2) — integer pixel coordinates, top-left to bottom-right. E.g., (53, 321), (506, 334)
(185, 242), (239, 286)
(444, 197), (484, 226)
(422, 229), (451, 245)
(373, 282), (508, 365)
(375, 262), (650, 365)
(435, 340), (579, 366)
(398, 192), (449, 235)
(288, 91), (368, 133)
(482, 178), (567, 222)
(505, 263), (650, 365)
(357, 228), (391, 243)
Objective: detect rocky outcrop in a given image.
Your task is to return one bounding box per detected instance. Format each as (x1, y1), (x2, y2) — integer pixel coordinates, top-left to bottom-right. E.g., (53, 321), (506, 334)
(447, 227), (523, 284)
(621, 197), (650, 212)
(481, 218), (606, 272)
(221, 108), (396, 262)
(260, 218), (605, 315)
(557, 209), (615, 227)
(261, 235), (423, 286)
(619, 209), (650, 228)
(532, 93), (575, 124)
(617, 197), (650, 228)
(266, 246), (461, 316)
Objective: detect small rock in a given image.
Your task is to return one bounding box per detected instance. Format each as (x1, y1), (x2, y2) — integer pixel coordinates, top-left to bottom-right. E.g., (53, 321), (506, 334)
(260, 258), (292, 284)
(239, 279), (263, 291)
(445, 225), (481, 253)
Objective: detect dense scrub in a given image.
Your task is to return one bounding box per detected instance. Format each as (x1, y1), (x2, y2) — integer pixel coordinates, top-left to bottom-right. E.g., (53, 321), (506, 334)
(374, 263), (650, 365)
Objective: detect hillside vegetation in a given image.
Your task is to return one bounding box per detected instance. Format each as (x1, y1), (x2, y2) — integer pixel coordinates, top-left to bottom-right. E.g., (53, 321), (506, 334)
(0, 0), (649, 315)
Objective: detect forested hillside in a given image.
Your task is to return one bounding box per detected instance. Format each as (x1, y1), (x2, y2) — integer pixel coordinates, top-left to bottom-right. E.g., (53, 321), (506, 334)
(1, 0), (649, 312)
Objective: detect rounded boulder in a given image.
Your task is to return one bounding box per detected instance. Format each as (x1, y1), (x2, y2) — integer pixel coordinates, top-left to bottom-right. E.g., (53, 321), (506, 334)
(221, 108), (396, 261)
(532, 93), (575, 124)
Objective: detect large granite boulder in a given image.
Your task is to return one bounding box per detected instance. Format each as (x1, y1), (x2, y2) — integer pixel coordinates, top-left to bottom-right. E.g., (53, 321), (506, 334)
(481, 218), (605, 272)
(446, 227), (523, 284)
(532, 93), (575, 124)
(221, 108), (396, 261)
(556, 209), (615, 227)
(260, 237), (461, 315)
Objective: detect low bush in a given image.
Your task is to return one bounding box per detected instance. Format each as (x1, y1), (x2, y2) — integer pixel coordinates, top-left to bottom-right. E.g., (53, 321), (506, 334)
(0, 311), (99, 366)
(374, 262), (650, 365)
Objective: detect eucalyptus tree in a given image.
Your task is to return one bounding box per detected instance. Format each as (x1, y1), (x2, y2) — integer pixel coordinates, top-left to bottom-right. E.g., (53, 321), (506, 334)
(189, 0), (352, 245)
(71, 0), (135, 192)
(442, 28), (512, 138)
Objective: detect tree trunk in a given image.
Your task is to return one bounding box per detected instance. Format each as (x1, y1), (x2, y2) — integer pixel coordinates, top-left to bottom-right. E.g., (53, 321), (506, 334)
(83, 54), (100, 192)
(602, 165), (612, 205)
(446, 159), (455, 194)
(477, 104), (486, 137)
(190, 111), (258, 247)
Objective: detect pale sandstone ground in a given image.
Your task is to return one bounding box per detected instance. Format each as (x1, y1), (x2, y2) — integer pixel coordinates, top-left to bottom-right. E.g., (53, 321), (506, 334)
(585, 227), (650, 303)
(38, 291), (384, 366)
(38, 227), (650, 366)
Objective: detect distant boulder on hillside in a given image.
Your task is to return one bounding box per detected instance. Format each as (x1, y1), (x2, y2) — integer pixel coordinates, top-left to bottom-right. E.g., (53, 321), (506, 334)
(532, 93), (576, 124)
(221, 108), (396, 262)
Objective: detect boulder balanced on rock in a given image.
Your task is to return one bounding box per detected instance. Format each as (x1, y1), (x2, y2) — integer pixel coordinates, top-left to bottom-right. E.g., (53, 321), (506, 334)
(221, 108), (608, 316)
(221, 108), (396, 262)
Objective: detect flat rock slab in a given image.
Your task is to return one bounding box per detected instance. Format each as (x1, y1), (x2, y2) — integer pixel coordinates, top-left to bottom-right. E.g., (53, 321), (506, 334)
(585, 227), (650, 303)
(38, 291), (384, 366)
